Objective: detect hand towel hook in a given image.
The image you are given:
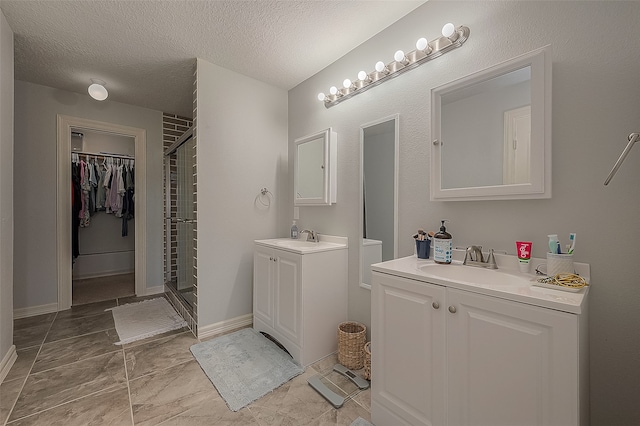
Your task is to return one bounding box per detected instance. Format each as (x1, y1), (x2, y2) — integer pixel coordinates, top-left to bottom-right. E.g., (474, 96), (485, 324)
(604, 132), (639, 186)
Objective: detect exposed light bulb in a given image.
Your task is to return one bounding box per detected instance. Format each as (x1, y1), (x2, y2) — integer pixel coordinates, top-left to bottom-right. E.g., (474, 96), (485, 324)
(394, 50), (406, 62)
(317, 93), (326, 101)
(343, 79), (352, 89)
(416, 37), (428, 51)
(358, 70), (369, 81)
(442, 23), (455, 38)
(375, 61), (386, 73)
(329, 86), (338, 95)
(88, 80), (108, 101)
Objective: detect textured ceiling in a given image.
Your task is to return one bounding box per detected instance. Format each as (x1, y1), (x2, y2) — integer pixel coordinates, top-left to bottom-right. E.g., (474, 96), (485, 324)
(0, 0), (425, 117)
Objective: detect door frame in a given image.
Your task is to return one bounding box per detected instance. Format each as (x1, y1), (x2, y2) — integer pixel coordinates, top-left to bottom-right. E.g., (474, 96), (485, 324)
(56, 115), (147, 311)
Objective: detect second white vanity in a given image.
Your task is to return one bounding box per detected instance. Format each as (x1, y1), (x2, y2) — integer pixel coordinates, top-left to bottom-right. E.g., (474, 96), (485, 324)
(371, 255), (589, 426)
(253, 235), (348, 367)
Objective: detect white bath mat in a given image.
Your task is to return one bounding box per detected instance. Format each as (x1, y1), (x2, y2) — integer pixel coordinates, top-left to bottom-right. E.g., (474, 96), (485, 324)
(107, 297), (187, 345)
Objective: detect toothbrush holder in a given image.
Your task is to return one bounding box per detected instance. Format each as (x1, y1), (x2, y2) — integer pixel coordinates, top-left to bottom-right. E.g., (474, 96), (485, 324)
(545, 252), (574, 276)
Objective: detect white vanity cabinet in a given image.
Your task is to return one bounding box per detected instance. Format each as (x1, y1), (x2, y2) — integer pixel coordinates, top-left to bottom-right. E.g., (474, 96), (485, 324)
(371, 257), (589, 426)
(253, 236), (347, 366)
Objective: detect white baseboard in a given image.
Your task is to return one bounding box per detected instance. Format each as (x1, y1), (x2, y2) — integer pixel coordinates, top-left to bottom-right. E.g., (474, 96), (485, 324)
(197, 314), (253, 340)
(72, 269), (135, 280)
(13, 302), (59, 319)
(0, 345), (17, 383)
(144, 285), (165, 296)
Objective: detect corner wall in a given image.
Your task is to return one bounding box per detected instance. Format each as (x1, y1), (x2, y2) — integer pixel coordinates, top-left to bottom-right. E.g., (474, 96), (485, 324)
(13, 81), (163, 310)
(0, 9), (15, 372)
(288, 2), (640, 424)
(195, 59), (288, 330)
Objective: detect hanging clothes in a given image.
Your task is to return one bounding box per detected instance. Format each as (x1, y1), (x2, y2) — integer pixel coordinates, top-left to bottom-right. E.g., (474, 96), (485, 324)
(71, 160), (82, 260)
(79, 160), (91, 228)
(121, 163), (135, 237)
(72, 153), (135, 257)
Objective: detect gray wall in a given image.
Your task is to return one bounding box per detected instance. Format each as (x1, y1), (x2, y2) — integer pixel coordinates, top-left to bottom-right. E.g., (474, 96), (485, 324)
(196, 59), (288, 329)
(288, 2), (640, 424)
(13, 81), (163, 310)
(0, 9), (14, 366)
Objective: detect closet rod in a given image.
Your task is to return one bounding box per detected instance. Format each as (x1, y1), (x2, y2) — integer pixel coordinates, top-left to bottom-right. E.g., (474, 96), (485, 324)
(72, 150), (134, 159)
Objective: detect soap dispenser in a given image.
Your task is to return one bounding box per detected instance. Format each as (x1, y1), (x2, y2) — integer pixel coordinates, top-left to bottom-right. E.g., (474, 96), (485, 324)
(290, 220), (299, 239)
(433, 220), (452, 264)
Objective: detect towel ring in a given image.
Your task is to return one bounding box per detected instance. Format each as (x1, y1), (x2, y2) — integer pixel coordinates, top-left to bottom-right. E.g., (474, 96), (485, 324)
(257, 188), (273, 207)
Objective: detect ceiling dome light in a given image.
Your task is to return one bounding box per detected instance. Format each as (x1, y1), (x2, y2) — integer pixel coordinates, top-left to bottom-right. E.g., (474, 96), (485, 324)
(416, 37), (429, 51)
(317, 92), (326, 101)
(88, 79), (108, 101)
(442, 23), (456, 38)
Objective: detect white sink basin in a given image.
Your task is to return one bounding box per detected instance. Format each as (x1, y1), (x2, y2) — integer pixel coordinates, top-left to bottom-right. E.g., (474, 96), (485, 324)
(418, 262), (531, 287)
(255, 236), (348, 254)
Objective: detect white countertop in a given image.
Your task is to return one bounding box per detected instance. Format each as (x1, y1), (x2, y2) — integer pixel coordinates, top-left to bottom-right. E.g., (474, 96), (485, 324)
(372, 252), (589, 314)
(254, 234), (348, 255)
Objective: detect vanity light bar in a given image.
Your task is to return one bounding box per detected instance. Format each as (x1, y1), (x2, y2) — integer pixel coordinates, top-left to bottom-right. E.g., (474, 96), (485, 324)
(318, 24), (470, 108)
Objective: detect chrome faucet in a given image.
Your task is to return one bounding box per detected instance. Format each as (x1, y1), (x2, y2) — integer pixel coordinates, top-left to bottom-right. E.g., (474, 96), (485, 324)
(463, 245), (498, 269)
(300, 229), (318, 242)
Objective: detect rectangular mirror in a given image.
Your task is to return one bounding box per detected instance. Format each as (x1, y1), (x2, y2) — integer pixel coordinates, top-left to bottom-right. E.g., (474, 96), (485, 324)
(431, 45), (551, 201)
(294, 128), (337, 206)
(360, 115), (399, 289)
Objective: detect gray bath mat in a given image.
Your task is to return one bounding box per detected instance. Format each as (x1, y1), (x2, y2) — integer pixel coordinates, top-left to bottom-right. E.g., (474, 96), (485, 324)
(190, 328), (303, 411)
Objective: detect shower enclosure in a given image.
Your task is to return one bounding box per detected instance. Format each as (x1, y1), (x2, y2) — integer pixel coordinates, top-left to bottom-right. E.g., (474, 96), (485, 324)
(164, 127), (196, 324)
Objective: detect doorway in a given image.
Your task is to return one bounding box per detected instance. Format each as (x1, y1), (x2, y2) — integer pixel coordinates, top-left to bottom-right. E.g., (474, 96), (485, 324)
(71, 129), (136, 305)
(57, 115), (147, 311)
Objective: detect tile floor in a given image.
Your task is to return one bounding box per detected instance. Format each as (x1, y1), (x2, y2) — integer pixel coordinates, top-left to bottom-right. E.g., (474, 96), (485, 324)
(72, 273), (136, 305)
(2, 294), (371, 425)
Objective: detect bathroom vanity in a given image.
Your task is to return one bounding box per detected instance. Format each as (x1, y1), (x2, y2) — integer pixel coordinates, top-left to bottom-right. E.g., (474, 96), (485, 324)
(253, 236), (348, 366)
(371, 255), (589, 426)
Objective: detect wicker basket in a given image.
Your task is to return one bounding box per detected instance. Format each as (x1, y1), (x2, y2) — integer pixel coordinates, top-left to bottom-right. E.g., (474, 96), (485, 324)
(363, 341), (371, 380)
(338, 321), (367, 370)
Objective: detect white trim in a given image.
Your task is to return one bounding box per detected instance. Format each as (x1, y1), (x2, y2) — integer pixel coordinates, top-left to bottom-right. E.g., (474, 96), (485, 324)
(144, 285), (165, 297)
(13, 302), (59, 320)
(57, 115), (147, 311)
(197, 314), (253, 340)
(72, 269), (135, 280)
(0, 345), (17, 383)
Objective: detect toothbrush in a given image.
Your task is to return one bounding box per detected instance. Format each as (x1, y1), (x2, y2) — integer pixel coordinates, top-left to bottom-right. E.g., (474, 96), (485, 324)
(568, 233), (576, 254)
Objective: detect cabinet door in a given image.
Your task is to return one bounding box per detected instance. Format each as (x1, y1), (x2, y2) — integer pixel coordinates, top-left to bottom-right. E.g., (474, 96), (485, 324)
(253, 248), (274, 327)
(372, 273), (446, 426)
(447, 288), (578, 426)
(274, 250), (302, 346)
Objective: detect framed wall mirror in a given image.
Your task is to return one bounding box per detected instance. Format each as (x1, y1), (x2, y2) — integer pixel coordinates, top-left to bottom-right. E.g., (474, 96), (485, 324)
(360, 114), (399, 289)
(294, 128), (337, 206)
(431, 45), (551, 201)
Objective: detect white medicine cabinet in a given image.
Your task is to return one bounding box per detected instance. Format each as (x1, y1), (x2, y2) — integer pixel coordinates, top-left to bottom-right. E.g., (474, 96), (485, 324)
(431, 46), (552, 201)
(294, 128), (337, 206)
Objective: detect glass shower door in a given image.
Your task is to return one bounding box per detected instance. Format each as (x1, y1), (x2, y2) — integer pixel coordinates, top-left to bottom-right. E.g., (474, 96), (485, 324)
(165, 131), (196, 313)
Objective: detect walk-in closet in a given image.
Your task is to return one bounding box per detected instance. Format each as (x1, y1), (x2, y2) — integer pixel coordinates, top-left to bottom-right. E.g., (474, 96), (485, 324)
(71, 129), (136, 305)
